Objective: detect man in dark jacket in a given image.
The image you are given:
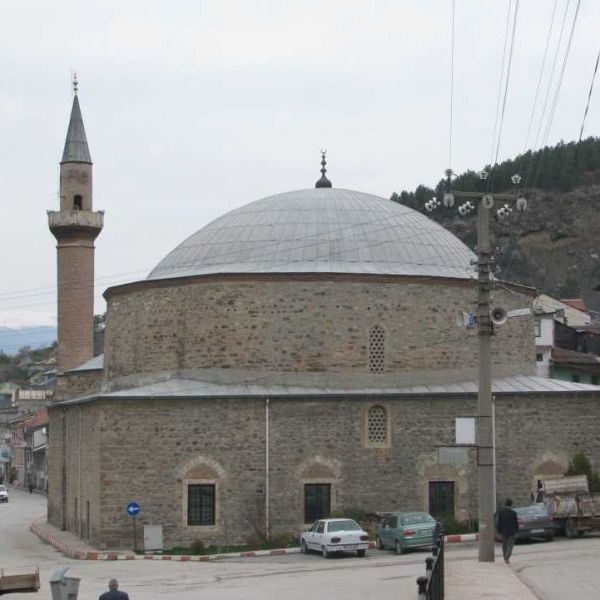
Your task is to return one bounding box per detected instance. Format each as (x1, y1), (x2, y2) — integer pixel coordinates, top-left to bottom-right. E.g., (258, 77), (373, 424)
(496, 498), (519, 563)
(99, 579), (129, 600)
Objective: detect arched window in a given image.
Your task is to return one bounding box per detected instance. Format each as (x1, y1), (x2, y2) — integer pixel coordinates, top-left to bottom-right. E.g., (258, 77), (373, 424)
(368, 325), (385, 374)
(367, 405), (388, 445)
(73, 195), (82, 210)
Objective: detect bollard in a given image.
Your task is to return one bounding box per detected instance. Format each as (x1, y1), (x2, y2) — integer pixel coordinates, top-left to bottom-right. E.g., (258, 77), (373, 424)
(416, 575), (428, 600)
(425, 556), (434, 575)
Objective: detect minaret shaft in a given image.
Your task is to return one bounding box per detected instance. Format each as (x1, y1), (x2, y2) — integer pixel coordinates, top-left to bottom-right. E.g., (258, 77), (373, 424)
(48, 83), (103, 373)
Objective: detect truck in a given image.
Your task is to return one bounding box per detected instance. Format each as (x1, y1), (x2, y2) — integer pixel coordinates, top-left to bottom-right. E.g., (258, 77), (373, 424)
(540, 475), (600, 538)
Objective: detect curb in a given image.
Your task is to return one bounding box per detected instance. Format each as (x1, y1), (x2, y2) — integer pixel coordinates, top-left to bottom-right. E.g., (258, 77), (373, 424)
(30, 519), (477, 561)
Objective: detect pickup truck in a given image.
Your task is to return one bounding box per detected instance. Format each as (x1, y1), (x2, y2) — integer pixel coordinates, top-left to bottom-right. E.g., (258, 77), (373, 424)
(540, 475), (600, 538)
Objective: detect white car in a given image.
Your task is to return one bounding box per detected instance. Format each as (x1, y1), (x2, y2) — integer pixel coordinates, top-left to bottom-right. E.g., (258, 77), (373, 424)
(301, 518), (369, 558)
(0, 484), (8, 503)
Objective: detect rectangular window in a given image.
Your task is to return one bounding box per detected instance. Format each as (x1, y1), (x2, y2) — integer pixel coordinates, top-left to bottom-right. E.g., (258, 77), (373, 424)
(428, 481), (455, 520)
(304, 484), (331, 523)
(187, 484), (215, 526)
(534, 317), (541, 338)
(455, 417), (475, 445)
(536, 353), (543, 362)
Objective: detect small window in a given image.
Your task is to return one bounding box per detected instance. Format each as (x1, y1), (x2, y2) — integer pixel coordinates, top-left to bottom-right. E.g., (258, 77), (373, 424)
(73, 195), (82, 210)
(572, 375), (580, 383)
(368, 325), (385, 374)
(592, 376), (599, 386)
(187, 484), (215, 526)
(305, 484), (331, 523)
(536, 353), (544, 362)
(367, 405), (388, 445)
(534, 317), (541, 338)
(455, 417), (475, 445)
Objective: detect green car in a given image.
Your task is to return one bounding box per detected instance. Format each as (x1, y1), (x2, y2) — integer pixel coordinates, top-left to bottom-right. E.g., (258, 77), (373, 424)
(376, 511), (438, 554)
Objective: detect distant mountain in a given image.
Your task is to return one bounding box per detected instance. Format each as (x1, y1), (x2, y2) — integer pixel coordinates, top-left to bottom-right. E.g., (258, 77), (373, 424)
(0, 326), (56, 355)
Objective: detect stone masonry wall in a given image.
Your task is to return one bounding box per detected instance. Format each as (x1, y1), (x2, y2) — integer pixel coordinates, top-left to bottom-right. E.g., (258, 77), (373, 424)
(55, 391), (600, 549)
(103, 276), (535, 383)
(48, 404), (100, 543)
(56, 370), (103, 401)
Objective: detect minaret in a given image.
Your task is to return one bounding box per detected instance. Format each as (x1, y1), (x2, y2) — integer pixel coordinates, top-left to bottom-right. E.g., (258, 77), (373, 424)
(48, 75), (104, 373)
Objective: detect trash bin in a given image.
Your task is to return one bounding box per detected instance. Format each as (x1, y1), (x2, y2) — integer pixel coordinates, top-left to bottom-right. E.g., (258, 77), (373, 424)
(50, 567), (81, 600)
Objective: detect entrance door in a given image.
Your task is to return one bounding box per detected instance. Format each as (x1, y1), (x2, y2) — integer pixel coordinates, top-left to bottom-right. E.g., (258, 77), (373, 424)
(428, 481), (455, 520)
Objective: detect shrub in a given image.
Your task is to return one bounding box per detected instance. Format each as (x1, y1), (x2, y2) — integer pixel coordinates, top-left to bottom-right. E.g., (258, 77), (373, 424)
(190, 539), (205, 553)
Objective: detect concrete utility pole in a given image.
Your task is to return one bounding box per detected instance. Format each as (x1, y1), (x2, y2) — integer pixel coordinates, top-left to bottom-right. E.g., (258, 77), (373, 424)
(433, 170), (526, 562)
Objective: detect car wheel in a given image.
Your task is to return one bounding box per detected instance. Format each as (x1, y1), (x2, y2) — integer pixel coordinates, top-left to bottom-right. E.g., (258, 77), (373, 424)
(321, 545), (329, 559)
(395, 540), (404, 555)
(301, 540), (308, 554)
(357, 549), (366, 558)
(376, 536), (384, 550)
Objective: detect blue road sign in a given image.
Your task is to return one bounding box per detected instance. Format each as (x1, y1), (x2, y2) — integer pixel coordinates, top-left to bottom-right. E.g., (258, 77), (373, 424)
(127, 501), (141, 517)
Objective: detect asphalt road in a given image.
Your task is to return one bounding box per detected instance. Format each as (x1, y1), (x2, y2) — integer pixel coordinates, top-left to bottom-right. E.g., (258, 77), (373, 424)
(1, 487), (600, 599)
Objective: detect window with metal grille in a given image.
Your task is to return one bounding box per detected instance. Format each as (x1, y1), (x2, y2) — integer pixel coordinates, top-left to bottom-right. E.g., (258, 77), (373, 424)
(304, 483), (331, 523)
(368, 325), (385, 373)
(187, 484), (215, 526)
(368, 405), (388, 444)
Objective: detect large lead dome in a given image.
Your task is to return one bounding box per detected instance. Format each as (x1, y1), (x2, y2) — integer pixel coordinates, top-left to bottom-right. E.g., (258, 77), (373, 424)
(148, 188), (475, 281)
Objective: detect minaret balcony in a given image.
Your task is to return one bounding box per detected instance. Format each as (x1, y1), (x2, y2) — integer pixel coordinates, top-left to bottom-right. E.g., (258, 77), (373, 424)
(47, 209), (104, 232)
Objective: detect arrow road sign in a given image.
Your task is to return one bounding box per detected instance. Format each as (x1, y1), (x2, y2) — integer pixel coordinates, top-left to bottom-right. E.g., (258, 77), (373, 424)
(127, 501), (141, 517)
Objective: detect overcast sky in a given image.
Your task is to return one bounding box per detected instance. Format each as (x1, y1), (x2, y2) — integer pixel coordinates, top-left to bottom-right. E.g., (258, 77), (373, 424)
(1, 0), (599, 343)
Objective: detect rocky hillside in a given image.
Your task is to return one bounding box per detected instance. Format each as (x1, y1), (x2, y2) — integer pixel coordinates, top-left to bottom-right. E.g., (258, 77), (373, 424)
(392, 138), (600, 313)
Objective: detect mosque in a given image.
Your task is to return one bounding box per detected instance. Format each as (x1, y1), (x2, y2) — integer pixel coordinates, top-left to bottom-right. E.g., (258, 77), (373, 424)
(47, 86), (600, 550)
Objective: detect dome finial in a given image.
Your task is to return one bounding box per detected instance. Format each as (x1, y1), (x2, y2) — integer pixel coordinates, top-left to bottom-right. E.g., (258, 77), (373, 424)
(73, 71), (79, 96)
(315, 148), (332, 188)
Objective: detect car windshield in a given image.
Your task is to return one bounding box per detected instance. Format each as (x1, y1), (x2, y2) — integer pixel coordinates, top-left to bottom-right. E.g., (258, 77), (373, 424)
(0, 485), (6, 492)
(402, 513), (434, 525)
(327, 520), (361, 532)
(516, 506), (545, 517)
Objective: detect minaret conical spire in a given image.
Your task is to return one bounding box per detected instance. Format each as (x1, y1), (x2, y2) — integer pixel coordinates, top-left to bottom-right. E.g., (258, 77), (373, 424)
(315, 149), (332, 188)
(61, 74), (92, 164)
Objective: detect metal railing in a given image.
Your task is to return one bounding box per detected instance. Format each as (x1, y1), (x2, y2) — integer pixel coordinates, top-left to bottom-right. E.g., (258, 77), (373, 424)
(416, 533), (445, 600)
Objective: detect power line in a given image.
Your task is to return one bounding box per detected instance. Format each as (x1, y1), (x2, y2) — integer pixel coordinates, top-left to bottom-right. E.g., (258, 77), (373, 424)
(531, 0), (582, 191)
(448, 0), (456, 171)
(522, 0), (558, 156)
(489, 0), (514, 170)
(578, 44), (600, 142)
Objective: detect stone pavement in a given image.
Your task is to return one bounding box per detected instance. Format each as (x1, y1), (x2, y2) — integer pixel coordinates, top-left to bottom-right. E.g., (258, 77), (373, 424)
(446, 558), (540, 600)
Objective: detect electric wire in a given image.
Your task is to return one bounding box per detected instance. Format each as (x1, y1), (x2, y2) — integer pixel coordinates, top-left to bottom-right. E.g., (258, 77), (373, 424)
(578, 45), (600, 142)
(521, 0), (558, 158)
(448, 0), (456, 173)
(524, 0), (572, 190)
(488, 0), (520, 193)
(0, 205), (479, 309)
(489, 0), (514, 171)
(531, 0), (582, 191)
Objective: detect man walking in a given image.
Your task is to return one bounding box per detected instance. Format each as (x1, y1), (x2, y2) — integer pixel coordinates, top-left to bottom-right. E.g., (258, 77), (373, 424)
(496, 498), (519, 563)
(99, 579), (129, 600)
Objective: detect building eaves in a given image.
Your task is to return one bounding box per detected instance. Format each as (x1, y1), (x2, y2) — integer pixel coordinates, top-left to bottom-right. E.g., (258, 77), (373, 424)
(54, 374), (600, 406)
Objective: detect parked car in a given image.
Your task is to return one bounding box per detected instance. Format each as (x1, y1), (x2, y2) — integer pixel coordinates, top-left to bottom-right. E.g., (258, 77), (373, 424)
(0, 485), (8, 503)
(301, 518), (369, 558)
(376, 511), (437, 554)
(515, 505), (554, 541)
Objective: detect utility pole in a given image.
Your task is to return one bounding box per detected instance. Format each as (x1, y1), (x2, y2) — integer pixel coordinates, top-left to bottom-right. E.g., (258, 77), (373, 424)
(427, 170), (526, 562)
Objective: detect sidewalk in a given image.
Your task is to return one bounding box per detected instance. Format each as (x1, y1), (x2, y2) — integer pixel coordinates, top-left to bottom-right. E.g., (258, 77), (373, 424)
(446, 558), (540, 600)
